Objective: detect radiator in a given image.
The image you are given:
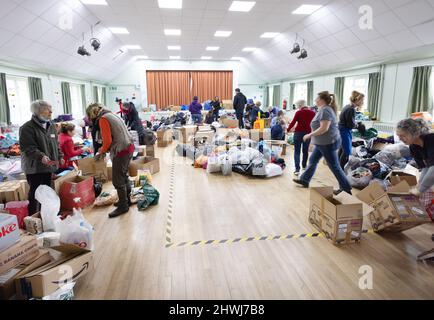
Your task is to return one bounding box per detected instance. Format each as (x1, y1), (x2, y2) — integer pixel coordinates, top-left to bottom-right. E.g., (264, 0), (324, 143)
(372, 122), (396, 134)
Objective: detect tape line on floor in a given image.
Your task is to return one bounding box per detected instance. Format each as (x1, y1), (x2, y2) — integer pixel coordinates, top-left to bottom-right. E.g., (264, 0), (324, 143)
(165, 230), (375, 248)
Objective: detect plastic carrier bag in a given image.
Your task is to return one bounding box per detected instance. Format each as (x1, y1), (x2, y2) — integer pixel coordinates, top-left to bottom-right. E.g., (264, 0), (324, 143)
(137, 183), (160, 211)
(347, 167), (373, 189)
(55, 208), (94, 250)
(35, 185), (60, 232)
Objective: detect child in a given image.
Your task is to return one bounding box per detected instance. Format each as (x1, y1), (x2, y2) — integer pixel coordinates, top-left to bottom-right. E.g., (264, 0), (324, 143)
(205, 110), (214, 125)
(271, 119), (286, 141)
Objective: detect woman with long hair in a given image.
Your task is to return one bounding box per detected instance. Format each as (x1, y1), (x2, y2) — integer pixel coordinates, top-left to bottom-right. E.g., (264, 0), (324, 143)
(293, 91), (352, 195)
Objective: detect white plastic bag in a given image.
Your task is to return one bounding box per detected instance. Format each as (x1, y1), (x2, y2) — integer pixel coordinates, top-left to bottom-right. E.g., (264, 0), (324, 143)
(55, 208), (94, 250)
(35, 185), (60, 232)
(219, 154), (232, 176)
(206, 155), (222, 174)
(266, 163), (283, 178)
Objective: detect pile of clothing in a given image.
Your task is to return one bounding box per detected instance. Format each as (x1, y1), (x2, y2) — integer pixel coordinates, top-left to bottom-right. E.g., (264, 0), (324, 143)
(345, 139), (413, 189)
(176, 137), (286, 179)
(152, 112), (188, 131)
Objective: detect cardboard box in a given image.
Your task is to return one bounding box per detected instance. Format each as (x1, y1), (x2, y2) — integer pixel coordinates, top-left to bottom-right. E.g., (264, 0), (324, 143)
(157, 129), (173, 148)
(0, 235), (39, 275)
(357, 181), (432, 232)
(264, 118), (271, 128)
(180, 126), (198, 144)
(249, 129), (271, 142)
(309, 187), (374, 245)
(265, 140), (288, 156)
(0, 181), (27, 203)
(54, 170), (79, 194)
(387, 171), (418, 187)
(59, 176), (95, 210)
(77, 158), (108, 183)
(0, 250), (51, 300)
(145, 145), (155, 158)
(16, 245), (93, 299)
(0, 213), (20, 252)
(137, 145), (147, 157)
(220, 118), (239, 129)
(129, 157), (160, 177)
(222, 100), (233, 110)
(24, 213), (43, 235)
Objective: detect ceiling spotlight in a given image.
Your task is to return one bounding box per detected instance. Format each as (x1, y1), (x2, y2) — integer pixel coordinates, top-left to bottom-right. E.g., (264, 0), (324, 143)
(291, 43), (300, 54)
(298, 49), (308, 59)
(77, 45), (91, 56)
(90, 38), (101, 51)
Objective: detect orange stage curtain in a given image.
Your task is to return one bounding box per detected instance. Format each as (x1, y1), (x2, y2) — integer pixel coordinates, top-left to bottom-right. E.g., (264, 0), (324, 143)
(146, 71), (191, 109)
(190, 71), (233, 102)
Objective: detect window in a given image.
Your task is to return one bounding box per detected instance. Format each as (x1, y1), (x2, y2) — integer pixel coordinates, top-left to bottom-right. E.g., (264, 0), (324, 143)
(293, 82), (308, 104)
(6, 76), (32, 125)
(344, 75), (369, 111)
(98, 87), (103, 103)
(70, 84), (84, 119)
(268, 86), (274, 106)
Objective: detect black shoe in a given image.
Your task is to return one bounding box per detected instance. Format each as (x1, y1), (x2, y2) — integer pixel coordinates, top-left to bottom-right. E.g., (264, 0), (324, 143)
(294, 171), (300, 176)
(293, 179), (309, 188)
(114, 199), (132, 208)
(108, 206), (129, 219)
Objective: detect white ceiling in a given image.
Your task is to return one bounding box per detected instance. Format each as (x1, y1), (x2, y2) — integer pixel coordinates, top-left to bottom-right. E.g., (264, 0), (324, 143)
(0, 0), (134, 82)
(1, 0), (434, 83)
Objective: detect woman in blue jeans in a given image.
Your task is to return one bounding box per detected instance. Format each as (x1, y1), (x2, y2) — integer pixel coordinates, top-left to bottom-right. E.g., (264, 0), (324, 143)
(287, 100), (316, 176)
(293, 91), (352, 195)
(339, 91), (365, 169)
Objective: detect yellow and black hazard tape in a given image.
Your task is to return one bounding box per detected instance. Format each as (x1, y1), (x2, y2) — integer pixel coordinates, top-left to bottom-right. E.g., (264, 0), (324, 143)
(166, 230), (375, 248)
(165, 155), (176, 245)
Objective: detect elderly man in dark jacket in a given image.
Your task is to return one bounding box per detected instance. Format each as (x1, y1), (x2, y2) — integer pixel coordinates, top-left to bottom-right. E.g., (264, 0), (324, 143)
(20, 100), (64, 215)
(233, 88), (247, 129)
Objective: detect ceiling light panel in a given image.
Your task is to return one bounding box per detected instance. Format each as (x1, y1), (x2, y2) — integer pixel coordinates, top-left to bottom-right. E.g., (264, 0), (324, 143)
(81, 0), (108, 5)
(215, 31), (232, 37)
(108, 27), (129, 34)
(165, 29), (182, 36)
(292, 5), (322, 15)
(261, 32), (280, 38)
(158, 0), (182, 9)
(168, 46), (181, 50)
(229, 1), (256, 12)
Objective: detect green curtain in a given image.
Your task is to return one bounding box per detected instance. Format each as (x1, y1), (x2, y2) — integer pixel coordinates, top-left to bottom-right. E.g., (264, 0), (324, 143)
(102, 87), (107, 105)
(0, 73), (10, 124)
(289, 83), (295, 106)
(28, 77), (43, 101)
(367, 72), (381, 120)
(307, 81), (314, 106)
(408, 66), (433, 115)
(263, 86), (268, 108)
(93, 86), (99, 103)
(61, 82), (72, 115)
(334, 77), (345, 110)
(80, 84), (87, 113)
(273, 85), (281, 107)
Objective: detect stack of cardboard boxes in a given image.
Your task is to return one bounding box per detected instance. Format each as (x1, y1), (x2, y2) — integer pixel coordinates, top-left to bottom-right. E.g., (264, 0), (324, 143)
(0, 212), (93, 300)
(309, 170), (432, 245)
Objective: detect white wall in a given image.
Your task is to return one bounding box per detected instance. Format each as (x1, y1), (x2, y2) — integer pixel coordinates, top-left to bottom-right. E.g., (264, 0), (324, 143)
(0, 64), (107, 118)
(277, 56), (434, 123)
(108, 60), (265, 108)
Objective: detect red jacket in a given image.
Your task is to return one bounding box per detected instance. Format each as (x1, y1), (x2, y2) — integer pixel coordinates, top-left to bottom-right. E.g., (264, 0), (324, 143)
(59, 133), (83, 169)
(287, 108), (316, 134)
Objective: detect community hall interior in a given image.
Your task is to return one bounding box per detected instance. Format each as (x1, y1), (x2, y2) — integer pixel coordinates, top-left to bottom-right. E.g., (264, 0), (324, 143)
(0, 0), (433, 301)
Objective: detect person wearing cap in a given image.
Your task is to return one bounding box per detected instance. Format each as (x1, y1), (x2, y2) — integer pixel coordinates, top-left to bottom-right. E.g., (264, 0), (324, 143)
(20, 100), (64, 215)
(233, 88), (247, 129)
(189, 96), (203, 124)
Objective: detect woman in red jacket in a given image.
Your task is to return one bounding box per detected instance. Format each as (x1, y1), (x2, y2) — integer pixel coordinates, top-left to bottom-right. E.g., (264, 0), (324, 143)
(58, 123), (90, 169)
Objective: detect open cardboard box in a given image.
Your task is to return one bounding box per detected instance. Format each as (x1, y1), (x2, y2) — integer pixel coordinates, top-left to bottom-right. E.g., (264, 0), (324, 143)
(387, 171), (418, 187)
(0, 235), (39, 275)
(309, 187), (374, 245)
(0, 250), (52, 300)
(53, 170), (79, 194)
(357, 180), (432, 232)
(129, 157), (160, 177)
(77, 158), (108, 183)
(265, 140), (288, 156)
(16, 244), (93, 299)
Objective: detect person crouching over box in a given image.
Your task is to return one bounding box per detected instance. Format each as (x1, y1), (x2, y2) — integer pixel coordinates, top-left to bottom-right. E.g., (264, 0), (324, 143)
(86, 103), (134, 219)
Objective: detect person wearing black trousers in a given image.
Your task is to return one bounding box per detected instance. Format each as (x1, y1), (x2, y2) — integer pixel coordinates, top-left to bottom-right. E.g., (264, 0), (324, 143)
(233, 88), (247, 129)
(20, 100), (64, 215)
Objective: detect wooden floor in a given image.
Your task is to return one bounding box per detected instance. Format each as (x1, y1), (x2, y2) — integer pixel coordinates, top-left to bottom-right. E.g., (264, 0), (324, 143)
(75, 138), (434, 300)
